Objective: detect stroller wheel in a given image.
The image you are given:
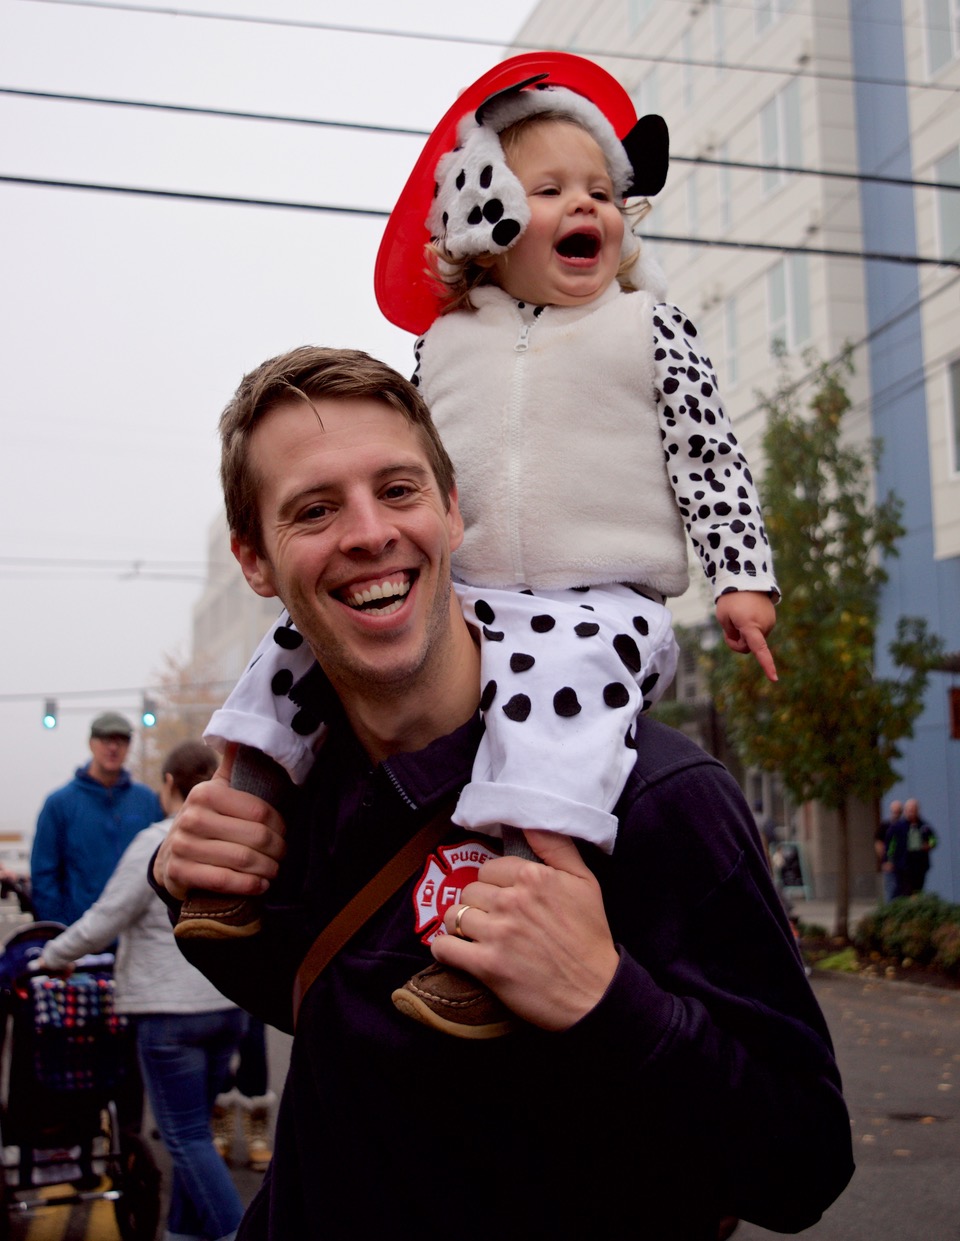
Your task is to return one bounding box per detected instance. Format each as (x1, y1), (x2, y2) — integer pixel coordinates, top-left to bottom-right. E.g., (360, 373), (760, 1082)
(112, 1131), (161, 1241)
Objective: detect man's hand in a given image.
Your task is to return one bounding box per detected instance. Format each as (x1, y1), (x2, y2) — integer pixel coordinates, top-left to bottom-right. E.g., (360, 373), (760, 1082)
(153, 744), (287, 901)
(715, 591), (778, 682)
(430, 830), (620, 1031)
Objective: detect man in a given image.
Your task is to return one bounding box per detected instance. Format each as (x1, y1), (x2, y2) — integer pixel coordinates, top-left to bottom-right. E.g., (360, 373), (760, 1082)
(153, 346), (853, 1240)
(32, 711), (163, 924)
(877, 798), (904, 902)
(886, 797), (937, 897)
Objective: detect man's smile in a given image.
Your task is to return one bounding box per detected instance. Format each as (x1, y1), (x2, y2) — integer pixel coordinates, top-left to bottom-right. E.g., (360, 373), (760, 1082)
(340, 572), (414, 616)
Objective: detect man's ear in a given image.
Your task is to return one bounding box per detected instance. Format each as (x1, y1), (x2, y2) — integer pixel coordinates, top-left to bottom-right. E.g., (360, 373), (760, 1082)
(232, 534), (278, 598)
(447, 484), (465, 552)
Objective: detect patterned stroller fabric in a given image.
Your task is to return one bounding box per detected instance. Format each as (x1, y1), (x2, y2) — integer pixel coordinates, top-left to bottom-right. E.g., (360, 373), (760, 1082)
(29, 972), (128, 1092)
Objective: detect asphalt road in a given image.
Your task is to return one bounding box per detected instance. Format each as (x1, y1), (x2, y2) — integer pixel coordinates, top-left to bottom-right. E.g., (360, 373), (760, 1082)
(5, 964), (958, 1239)
(736, 971), (960, 1241)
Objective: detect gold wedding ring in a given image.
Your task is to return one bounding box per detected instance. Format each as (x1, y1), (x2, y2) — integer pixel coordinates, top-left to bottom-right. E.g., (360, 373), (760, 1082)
(453, 904), (473, 940)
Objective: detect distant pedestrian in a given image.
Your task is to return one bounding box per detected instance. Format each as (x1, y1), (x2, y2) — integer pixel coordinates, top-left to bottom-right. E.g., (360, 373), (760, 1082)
(40, 740), (245, 1241)
(31, 712), (163, 925)
(897, 799), (937, 898)
(877, 799), (903, 903)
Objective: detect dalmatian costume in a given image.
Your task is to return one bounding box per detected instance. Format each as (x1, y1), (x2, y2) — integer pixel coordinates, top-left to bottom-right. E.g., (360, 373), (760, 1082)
(205, 69), (777, 854)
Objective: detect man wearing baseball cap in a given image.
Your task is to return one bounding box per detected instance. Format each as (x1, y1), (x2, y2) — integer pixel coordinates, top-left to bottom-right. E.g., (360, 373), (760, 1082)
(30, 710), (163, 926)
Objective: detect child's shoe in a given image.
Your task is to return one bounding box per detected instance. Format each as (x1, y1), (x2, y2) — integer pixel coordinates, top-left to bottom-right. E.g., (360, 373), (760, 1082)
(392, 964), (517, 1039)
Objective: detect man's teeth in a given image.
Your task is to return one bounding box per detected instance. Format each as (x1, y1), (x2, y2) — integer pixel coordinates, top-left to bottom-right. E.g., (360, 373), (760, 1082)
(347, 579), (410, 612)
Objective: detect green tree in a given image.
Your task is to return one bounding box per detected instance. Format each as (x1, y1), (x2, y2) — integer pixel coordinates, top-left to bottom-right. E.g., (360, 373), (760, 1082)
(709, 350), (943, 938)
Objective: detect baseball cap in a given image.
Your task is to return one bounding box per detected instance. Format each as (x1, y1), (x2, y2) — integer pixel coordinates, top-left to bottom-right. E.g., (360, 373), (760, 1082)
(90, 711), (133, 739)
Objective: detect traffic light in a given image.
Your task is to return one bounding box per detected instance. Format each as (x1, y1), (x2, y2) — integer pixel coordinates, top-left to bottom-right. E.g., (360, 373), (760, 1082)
(141, 695), (157, 728)
(42, 699), (57, 730)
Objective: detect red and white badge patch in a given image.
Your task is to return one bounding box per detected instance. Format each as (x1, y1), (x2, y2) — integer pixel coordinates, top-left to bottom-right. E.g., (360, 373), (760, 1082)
(410, 840), (499, 944)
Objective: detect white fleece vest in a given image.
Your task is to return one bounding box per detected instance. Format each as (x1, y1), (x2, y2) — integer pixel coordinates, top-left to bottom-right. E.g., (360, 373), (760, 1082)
(419, 282), (690, 595)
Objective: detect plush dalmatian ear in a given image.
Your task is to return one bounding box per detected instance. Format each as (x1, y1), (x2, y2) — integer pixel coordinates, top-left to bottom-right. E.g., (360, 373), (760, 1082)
(621, 114), (670, 198)
(427, 118), (531, 259)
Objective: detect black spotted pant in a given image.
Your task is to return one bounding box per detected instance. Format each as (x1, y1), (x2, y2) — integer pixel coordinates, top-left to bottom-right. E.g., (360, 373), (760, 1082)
(452, 583), (677, 853)
(203, 584), (677, 855)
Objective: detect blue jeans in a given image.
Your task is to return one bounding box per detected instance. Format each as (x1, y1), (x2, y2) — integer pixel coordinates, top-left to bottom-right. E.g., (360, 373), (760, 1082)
(137, 1010), (247, 1241)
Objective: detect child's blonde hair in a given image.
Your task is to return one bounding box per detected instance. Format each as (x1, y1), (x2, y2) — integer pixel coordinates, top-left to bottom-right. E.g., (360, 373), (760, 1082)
(426, 114), (653, 316)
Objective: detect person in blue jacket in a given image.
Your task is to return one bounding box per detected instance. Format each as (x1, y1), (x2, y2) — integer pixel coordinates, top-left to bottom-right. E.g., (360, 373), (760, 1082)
(31, 711), (163, 925)
(153, 345), (854, 1240)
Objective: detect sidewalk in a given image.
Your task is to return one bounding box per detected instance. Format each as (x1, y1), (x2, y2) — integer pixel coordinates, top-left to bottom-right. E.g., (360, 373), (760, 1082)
(787, 895), (878, 935)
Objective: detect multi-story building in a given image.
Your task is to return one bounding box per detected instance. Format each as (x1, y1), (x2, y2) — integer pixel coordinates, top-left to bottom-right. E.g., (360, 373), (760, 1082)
(509, 0), (959, 901)
(191, 513), (286, 697)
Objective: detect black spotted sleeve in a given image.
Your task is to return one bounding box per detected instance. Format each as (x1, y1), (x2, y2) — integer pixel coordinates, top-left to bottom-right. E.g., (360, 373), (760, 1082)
(652, 304), (780, 603)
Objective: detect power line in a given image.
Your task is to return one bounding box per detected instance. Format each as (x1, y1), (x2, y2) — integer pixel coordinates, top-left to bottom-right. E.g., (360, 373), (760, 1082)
(3, 86), (957, 193)
(18, 0), (960, 94)
(3, 172), (957, 268)
(0, 682), (234, 704)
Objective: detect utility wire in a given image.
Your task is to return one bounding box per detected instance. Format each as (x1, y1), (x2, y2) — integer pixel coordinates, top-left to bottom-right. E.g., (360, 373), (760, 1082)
(17, 0), (960, 94)
(3, 86), (957, 192)
(2, 172), (957, 268)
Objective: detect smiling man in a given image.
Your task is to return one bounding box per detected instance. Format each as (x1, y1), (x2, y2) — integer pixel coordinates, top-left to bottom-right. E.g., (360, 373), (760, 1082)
(31, 711), (163, 926)
(152, 345), (853, 1240)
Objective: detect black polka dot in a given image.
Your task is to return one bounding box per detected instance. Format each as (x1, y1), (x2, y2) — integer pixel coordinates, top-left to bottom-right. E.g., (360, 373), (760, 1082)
(479, 164), (493, 189)
(574, 622), (600, 638)
(531, 615), (556, 633)
(271, 670), (294, 696)
(492, 218), (521, 247)
(640, 672), (660, 697)
(633, 615), (650, 637)
(510, 653), (535, 673)
(455, 169), (465, 191)
(603, 683), (631, 709)
(474, 599), (496, 624)
(479, 680), (497, 711)
(613, 633), (642, 675)
(292, 709), (322, 736)
(553, 688), (581, 717)
(502, 694), (531, 722)
(467, 205), (482, 225)
(274, 627), (303, 650)
(482, 198), (504, 223)
(482, 627), (504, 642)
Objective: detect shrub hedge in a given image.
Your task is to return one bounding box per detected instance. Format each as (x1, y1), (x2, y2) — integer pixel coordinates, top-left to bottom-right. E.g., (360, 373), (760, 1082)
(853, 893), (960, 974)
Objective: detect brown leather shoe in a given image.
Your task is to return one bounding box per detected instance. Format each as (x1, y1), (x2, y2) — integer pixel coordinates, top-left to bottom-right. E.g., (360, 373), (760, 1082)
(392, 963), (518, 1039)
(173, 891), (263, 939)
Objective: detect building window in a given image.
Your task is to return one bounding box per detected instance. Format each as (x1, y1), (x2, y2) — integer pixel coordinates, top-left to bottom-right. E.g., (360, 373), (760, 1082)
(767, 253), (811, 353)
(713, 0), (726, 77)
(925, 0), (960, 75)
(717, 141), (732, 231)
(631, 67), (659, 118)
(682, 28), (695, 110)
(687, 170), (700, 243)
(723, 295), (739, 388)
(760, 80), (803, 195)
(628, 0), (656, 36)
(934, 146), (960, 260)
(949, 357), (960, 475)
(756, 0), (796, 34)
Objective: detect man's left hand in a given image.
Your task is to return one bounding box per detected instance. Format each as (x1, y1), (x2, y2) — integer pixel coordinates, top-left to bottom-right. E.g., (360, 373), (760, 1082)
(430, 830), (620, 1031)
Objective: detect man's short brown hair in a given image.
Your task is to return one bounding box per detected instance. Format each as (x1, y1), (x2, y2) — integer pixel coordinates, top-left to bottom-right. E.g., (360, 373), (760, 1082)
(219, 346), (456, 553)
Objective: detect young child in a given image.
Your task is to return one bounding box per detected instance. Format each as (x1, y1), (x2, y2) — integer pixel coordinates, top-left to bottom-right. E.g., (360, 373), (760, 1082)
(197, 53), (779, 1038)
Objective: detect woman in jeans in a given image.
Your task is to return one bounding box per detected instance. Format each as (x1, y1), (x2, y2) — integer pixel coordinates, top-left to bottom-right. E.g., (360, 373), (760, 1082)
(40, 740), (246, 1241)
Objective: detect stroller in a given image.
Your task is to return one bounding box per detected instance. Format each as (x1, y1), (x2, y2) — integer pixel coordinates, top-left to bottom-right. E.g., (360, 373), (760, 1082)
(0, 921), (161, 1240)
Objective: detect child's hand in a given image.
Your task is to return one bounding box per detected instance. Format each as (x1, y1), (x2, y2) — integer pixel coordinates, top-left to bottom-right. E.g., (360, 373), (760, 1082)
(715, 591), (778, 682)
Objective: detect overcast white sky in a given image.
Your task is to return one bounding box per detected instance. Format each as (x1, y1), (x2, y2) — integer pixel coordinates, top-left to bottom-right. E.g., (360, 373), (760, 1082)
(0, 0), (542, 842)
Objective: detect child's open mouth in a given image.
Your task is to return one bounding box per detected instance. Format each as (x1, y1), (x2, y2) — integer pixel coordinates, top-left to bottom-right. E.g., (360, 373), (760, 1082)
(556, 231), (601, 259)
(342, 574), (412, 617)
